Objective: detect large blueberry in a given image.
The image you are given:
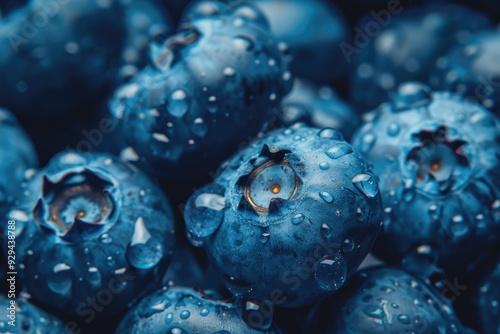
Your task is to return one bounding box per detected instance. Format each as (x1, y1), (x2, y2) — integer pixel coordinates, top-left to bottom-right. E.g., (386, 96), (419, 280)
(0, 0), (125, 117)
(350, 3), (490, 112)
(115, 286), (282, 333)
(304, 266), (469, 333)
(280, 79), (360, 140)
(0, 294), (68, 333)
(111, 0), (292, 181)
(251, 0), (350, 84)
(431, 30), (500, 116)
(184, 124), (383, 308)
(3, 151), (175, 316)
(352, 82), (500, 278)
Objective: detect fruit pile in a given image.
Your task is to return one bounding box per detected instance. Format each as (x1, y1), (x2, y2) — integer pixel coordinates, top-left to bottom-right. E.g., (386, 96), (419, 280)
(0, 0), (499, 333)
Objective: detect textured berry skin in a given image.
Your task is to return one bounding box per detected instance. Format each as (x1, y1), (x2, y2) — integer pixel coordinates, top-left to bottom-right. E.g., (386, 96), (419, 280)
(115, 286), (282, 333)
(431, 30), (500, 116)
(118, 0), (172, 82)
(251, 0), (350, 84)
(280, 79), (360, 140)
(352, 82), (500, 277)
(3, 151), (175, 316)
(304, 266), (467, 333)
(474, 259), (500, 334)
(0, 0), (125, 117)
(0, 108), (37, 218)
(111, 0), (292, 181)
(350, 3), (490, 112)
(184, 124), (383, 308)
(0, 295), (68, 333)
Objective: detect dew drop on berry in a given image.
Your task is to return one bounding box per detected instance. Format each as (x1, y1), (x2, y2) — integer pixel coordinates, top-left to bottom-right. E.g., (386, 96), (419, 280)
(87, 267), (102, 288)
(362, 305), (385, 319)
(401, 245), (437, 279)
(359, 133), (376, 153)
(319, 191), (334, 203)
(169, 90), (188, 118)
(260, 233), (270, 244)
(320, 223), (333, 239)
(179, 310), (190, 319)
(397, 314), (410, 324)
(47, 263), (73, 295)
(325, 143), (353, 160)
(314, 254), (346, 292)
(450, 215), (469, 237)
(99, 233), (112, 244)
(341, 239), (355, 253)
(126, 217), (164, 269)
(184, 185), (226, 247)
(352, 173), (379, 198)
(167, 327), (187, 334)
(291, 213), (305, 225)
(387, 122), (400, 136)
(232, 35), (255, 51)
(200, 308), (210, 317)
(319, 162), (330, 170)
(164, 313), (174, 324)
(318, 128), (342, 140)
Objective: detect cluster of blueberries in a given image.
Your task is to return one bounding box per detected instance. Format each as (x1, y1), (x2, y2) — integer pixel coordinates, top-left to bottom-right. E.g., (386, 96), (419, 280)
(0, 0), (499, 333)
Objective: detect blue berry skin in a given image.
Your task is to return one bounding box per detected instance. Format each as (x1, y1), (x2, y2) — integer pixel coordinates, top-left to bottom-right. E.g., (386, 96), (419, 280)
(431, 30), (500, 116)
(0, 294), (68, 333)
(0, 0), (125, 117)
(118, 0), (173, 82)
(251, 0), (350, 84)
(184, 124), (383, 308)
(304, 266), (468, 333)
(115, 286), (282, 333)
(280, 79), (360, 140)
(3, 151), (176, 317)
(352, 82), (500, 278)
(474, 259), (500, 334)
(350, 3), (490, 112)
(0, 108), (37, 218)
(111, 1), (292, 181)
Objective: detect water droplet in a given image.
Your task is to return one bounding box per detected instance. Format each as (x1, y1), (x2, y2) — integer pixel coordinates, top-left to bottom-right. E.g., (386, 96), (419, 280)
(341, 239), (355, 253)
(401, 245), (437, 279)
(48, 263), (72, 295)
(352, 173), (379, 198)
(99, 233), (112, 244)
(356, 207), (365, 222)
(318, 128), (342, 140)
(126, 217), (164, 269)
(314, 254), (346, 291)
(428, 204), (441, 221)
(402, 187), (415, 202)
(319, 162), (330, 170)
(387, 122), (400, 136)
(291, 213), (305, 225)
(360, 133), (376, 153)
(320, 223), (333, 239)
(207, 96), (218, 113)
(223, 67), (235, 76)
(165, 312), (174, 324)
(87, 267), (102, 288)
(184, 185), (226, 247)
(232, 35), (254, 51)
(200, 308), (210, 317)
(192, 118), (207, 137)
(393, 82), (432, 110)
(169, 90), (188, 117)
(397, 314), (410, 324)
(179, 310), (191, 320)
(325, 143), (353, 159)
(319, 191), (334, 203)
(363, 305), (385, 319)
(450, 215), (468, 237)
(260, 233), (270, 244)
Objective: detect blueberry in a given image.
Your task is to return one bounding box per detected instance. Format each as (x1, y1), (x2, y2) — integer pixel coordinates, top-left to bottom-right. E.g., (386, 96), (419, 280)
(350, 3), (490, 112)
(304, 266), (468, 333)
(251, 0), (350, 84)
(118, 0), (173, 82)
(3, 151), (176, 316)
(0, 0), (125, 117)
(111, 0), (292, 181)
(0, 294), (67, 333)
(352, 82), (500, 278)
(183, 124), (383, 308)
(474, 258), (500, 333)
(115, 286), (283, 333)
(0, 108), (37, 218)
(280, 79), (360, 140)
(431, 30), (500, 116)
